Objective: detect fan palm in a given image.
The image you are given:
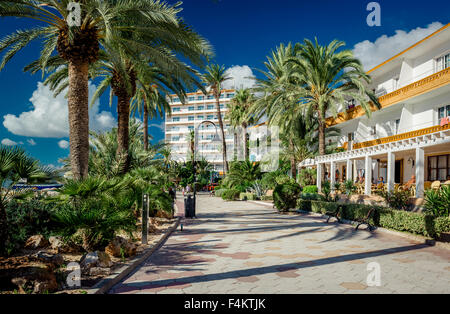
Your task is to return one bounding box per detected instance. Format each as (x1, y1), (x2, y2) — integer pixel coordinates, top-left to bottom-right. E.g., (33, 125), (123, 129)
(227, 89), (255, 161)
(201, 64), (231, 173)
(0, 0), (190, 179)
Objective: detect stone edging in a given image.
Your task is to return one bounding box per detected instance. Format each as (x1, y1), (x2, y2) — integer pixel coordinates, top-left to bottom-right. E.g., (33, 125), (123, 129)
(247, 200), (450, 251)
(86, 217), (181, 294)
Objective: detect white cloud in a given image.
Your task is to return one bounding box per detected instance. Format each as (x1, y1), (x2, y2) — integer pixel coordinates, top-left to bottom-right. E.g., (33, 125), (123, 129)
(222, 65), (257, 90)
(1, 138), (18, 146)
(58, 140), (69, 149)
(27, 139), (36, 146)
(149, 122), (165, 132)
(3, 81), (116, 138)
(353, 22), (444, 71)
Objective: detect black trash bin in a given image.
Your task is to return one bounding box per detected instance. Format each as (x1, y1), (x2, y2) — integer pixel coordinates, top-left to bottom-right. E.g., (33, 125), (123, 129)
(184, 195), (195, 218)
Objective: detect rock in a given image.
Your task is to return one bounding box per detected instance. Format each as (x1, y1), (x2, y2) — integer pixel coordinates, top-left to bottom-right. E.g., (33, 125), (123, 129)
(34, 251), (64, 267)
(97, 251), (113, 268)
(80, 252), (99, 274)
(89, 267), (111, 276)
(24, 235), (49, 250)
(48, 236), (81, 253)
(33, 279), (58, 294)
(105, 237), (137, 258)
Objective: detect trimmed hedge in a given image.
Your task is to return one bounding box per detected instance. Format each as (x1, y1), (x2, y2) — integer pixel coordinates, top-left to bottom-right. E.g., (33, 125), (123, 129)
(303, 185), (318, 194)
(221, 189), (240, 201)
(297, 199), (312, 212)
(239, 192), (257, 201)
(308, 201), (450, 239)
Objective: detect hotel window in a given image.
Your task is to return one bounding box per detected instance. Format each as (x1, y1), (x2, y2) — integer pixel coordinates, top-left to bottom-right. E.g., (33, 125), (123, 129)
(188, 116), (194, 121)
(188, 126), (194, 131)
(436, 53), (450, 72)
(172, 107), (181, 112)
(197, 115), (204, 120)
(207, 115), (214, 120)
(188, 96), (195, 102)
(172, 117), (180, 122)
(227, 93), (235, 98)
(172, 136), (180, 141)
(207, 95), (214, 100)
(198, 95), (204, 101)
(197, 106), (204, 111)
(428, 154), (450, 181)
(219, 104), (225, 109)
(220, 94), (225, 99)
(188, 106), (195, 111)
(172, 97), (180, 103)
(207, 105), (214, 110)
(438, 105), (450, 120)
(347, 132), (354, 142)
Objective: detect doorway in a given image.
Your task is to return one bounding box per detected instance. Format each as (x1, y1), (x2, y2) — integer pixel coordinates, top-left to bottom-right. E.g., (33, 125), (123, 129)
(395, 159), (404, 184)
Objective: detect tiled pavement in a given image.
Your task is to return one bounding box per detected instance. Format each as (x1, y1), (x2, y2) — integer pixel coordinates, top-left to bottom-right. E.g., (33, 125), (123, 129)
(109, 196), (450, 294)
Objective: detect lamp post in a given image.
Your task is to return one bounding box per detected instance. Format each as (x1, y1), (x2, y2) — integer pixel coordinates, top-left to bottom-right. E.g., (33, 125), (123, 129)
(192, 121), (222, 214)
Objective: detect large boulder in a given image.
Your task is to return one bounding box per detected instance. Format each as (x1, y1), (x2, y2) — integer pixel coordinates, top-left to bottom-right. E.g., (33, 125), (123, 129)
(34, 251), (64, 267)
(48, 236), (81, 253)
(105, 237), (137, 258)
(80, 251), (113, 274)
(24, 235), (49, 250)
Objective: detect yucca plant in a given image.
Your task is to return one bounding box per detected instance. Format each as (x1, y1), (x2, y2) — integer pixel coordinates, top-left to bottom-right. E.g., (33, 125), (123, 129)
(424, 185), (450, 217)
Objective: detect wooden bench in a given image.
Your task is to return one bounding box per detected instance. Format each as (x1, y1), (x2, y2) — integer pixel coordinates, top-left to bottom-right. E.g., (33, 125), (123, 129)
(325, 206), (342, 223)
(355, 208), (376, 231)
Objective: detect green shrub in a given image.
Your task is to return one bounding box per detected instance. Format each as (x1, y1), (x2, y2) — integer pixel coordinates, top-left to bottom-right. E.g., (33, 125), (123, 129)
(378, 190), (410, 210)
(298, 168), (316, 187)
(214, 189), (227, 198)
(310, 200), (340, 214)
(343, 180), (357, 196)
(239, 193), (256, 201)
(4, 199), (57, 255)
(273, 182), (301, 212)
(221, 189), (240, 201)
(214, 186), (221, 191)
(275, 175), (292, 185)
(378, 208), (433, 237)
(424, 185), (450, 217)
(434, 216), (450, 238)
(261, 195), (273, 201)
(297, 199), (312, 212)
(301, 193), (323, 201)
(303, 185), (318, 194)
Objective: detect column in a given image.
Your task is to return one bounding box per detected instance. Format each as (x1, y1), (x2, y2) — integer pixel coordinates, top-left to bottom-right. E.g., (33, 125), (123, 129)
(387, 151), (395, 192)
(346, 159), (353, 183)
(330, 162), (336, 191)
(317, 163), (322, 193)
(416, 147), (425, 198)
(364, 155), (372, 195)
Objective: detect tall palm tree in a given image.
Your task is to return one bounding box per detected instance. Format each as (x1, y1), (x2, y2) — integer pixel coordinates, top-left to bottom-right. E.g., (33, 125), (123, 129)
(287, 39), (380, 159)
(201, 64), (231, 173)
(228, 89), (255, 161)
(131, 84), (169, 151)
(0, 0), (186, 180)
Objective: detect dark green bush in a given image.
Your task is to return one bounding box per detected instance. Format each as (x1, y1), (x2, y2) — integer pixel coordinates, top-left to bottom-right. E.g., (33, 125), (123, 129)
(303, 185), (318, 194)
(221, 189), (240, 201)
(378, 190), (410, 210)
(273, 182), (301, 212)
(297, 199), (312, 212)
(378, 208), (433, 237)
(298, 169), (316, 187)
(343, 180), (357, 195)
(214, 189), (226, 198)
(310, 200), (340, 214)
(4, 199), (57, 255)
(301, 192), (323, 201)
(261, 195), (273, 201)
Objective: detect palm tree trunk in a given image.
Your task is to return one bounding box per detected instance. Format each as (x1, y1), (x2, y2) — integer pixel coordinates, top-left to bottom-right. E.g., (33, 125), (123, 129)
(143, 101), (149, 151)
(67, 60), (90, 180)
(289, 138), (297, 179)
(242, 123), (248, 161)
(216, 96), (228, 173)
(117, 93), (130, 173)
(318, 118), (326, 180)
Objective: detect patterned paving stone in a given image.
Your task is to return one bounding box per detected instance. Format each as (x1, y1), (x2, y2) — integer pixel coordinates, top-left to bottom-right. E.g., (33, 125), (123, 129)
(110, 195), (450, 294)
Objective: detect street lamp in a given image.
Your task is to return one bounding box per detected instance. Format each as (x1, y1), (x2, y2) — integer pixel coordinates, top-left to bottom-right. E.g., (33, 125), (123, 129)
(192, 120), (222, 215)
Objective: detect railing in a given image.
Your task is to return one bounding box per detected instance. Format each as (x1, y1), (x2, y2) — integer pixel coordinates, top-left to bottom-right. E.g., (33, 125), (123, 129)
(352, 123), (450, 149)
(326, 67), (450, 127)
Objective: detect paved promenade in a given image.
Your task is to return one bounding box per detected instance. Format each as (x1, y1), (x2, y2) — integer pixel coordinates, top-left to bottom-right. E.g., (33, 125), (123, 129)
(110, 196), (450, 294)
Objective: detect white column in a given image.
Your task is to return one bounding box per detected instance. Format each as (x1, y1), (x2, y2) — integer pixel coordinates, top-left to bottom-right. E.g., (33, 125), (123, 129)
(387, 151), (395, 192)
(346, 159), (353, 183)
(330, 162), (336, 190)
(365, 155), (372, 195)
(317, 164), (322, 192)
(416, 147), (425, 198)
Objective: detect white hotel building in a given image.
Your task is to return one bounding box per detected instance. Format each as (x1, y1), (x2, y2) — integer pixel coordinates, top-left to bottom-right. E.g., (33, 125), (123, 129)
(164, 89), (236, 174)
(309, 23), (450, 198)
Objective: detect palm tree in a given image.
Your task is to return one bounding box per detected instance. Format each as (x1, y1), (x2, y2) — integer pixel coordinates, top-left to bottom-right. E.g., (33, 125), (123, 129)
(0, 0), (189, 179)
(287, 39), (380, 159)
(201, 64), (231, 173)
(228, 89), (255, 161)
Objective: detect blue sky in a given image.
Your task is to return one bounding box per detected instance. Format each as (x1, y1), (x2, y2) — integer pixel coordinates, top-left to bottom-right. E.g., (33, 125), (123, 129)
(0, 0), (449, 166)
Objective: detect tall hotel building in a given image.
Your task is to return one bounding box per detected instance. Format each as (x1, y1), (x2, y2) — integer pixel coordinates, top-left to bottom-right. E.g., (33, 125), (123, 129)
(164, 89), (236, 174)
(306, 23), (450, 198)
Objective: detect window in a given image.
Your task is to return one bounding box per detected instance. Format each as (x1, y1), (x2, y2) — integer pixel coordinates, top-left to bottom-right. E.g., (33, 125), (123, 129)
(220, 94), (225, 99)
(172, 97), (180, 103)
(395, 119), (400, 134)
(188, 116), (194, 121)
(226, 93), (235, 98)
(197, 95), (204, 101)
(207, 95), (214, 100)
(172, 117), (180, 122)
(438, 105), (450, 120)
(197, 106), (204, 111)
(428, 154), (450, 181)
(347, 99), (356, 110)
(188, 96), (195, 102)
(219, 104), (225, 109)
(197, 115), (204, 120)
(171, 127), (180, 131)
(348, 132), (354, 142)
(207, 115), (214, 120)
(172, 136), (180, 141)
(371, 126), (376, 136)
(436, 53), (450, 72)
(188, 126), (194, 131)
(188, 106), (195, 111)
(172, 107), (180, 112)
(207, 105), (214, 110)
